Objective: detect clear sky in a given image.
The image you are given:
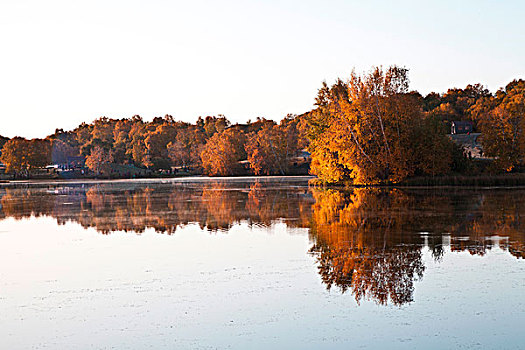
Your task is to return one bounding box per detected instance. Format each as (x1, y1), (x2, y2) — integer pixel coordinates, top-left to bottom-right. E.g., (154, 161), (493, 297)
(1, 0), (524, 138)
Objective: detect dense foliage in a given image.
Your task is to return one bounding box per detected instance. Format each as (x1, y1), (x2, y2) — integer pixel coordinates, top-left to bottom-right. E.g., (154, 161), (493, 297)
(0, 115), (304, 177)
(2, 65), (525, 182)
(305, 67), (453, 184)
(0, 138), (51, 175)
(469, 80), (525, 171)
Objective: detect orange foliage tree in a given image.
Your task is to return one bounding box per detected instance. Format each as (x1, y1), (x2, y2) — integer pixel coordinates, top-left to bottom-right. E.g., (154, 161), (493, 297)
(0, 137), (51, 175)
(306, 66), (453, 184)
(85, 145), (114, 175)
(245, 118), (301, 175)
(200, 129), (246, 176)
(470, 79), (525, 171)
(167, 126), (206, 170)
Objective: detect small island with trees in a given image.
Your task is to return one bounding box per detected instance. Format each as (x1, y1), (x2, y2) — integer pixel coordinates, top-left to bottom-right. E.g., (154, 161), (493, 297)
(1, 65), (524, 186)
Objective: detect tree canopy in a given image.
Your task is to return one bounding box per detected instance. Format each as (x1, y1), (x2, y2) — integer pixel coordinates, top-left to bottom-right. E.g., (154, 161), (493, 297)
(469, 79), (525, 171)
(2, 67), (525, 182)
(305, 66), (454, 184)
(0, 138), (51, 174)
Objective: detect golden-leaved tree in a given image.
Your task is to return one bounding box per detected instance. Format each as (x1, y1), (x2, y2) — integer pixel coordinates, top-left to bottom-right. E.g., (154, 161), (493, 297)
(470, 79), (525, 171)
(143, 123), (177, 170)
(167, 126), (206, 170)
(245, 117), (301, 175)
(306, 66), (453, 184)
(85, 145), (114, 175)
(201, 129), (246, 176)
(0, 137), (51, 175)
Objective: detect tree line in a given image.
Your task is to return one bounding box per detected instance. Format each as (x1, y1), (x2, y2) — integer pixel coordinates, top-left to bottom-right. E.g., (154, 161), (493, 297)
(1, 65), (525, 183)
(0, 115), (305, 177)
(305, 66), (525, 184)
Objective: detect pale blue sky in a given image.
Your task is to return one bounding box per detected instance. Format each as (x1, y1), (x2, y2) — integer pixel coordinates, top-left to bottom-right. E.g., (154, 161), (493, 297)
(1, 0), (524, 138)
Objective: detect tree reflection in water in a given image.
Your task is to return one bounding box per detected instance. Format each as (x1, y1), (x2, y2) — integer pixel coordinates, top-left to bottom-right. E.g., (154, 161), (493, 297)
(0, 181), (313, 234)
(0, 181), (524, 306)
(308, 189), (425, 306)
(308, 187), (525, 305)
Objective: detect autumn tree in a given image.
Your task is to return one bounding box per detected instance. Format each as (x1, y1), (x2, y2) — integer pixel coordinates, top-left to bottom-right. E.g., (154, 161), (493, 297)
(75, 122), (93, 156)
(143, 123), (177, 170)
(203, 115), (230, 138)
(112, 118), (135, 164)
(0, 137), (51, 175)
(470, 79), (525, 171)
(91, 117), (116, 149)
(245, 117), (301, 175)
(306, 66), (453, 184)
(201, 128), (246, 176)
(424, 84), (491, 131)
(167, 126), (206, 170)
(85, 145), (114, 175)
(127, 118), (148, 166)
(441, 84), (491, 117)
(30, 139), (52, 169)
(73, 117), (117, 159)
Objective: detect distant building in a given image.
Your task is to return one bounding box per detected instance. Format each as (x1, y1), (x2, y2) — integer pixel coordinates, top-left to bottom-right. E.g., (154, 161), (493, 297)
(451, 121), (473, 135)
(448, 133), (486, 159)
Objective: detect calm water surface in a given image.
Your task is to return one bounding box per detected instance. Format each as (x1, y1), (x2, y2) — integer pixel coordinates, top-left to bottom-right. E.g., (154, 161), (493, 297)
(0, 177), (524, 349)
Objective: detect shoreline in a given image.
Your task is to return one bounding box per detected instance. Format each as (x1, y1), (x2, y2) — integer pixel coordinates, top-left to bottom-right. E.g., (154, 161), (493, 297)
(0, 175), (316, 187)
(4, 173), (525, 189)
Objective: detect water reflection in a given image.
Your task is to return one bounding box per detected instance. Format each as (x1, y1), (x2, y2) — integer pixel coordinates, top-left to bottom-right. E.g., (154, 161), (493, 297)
(308, 188), (525, 305)
(0, 180), (313, 234)
(1, 180), (524, 306)
(308, 189), (425, 305)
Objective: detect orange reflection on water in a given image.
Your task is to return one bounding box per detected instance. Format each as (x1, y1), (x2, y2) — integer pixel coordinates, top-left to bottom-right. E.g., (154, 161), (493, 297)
(1, 181), (524, 306)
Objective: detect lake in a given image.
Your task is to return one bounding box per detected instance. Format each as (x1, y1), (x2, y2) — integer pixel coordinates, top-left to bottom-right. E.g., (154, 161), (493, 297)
(0, 177), (524, 349)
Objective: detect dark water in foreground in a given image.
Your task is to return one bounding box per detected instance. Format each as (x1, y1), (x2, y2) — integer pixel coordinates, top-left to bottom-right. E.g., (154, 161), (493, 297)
(0, 177), (524, 349)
